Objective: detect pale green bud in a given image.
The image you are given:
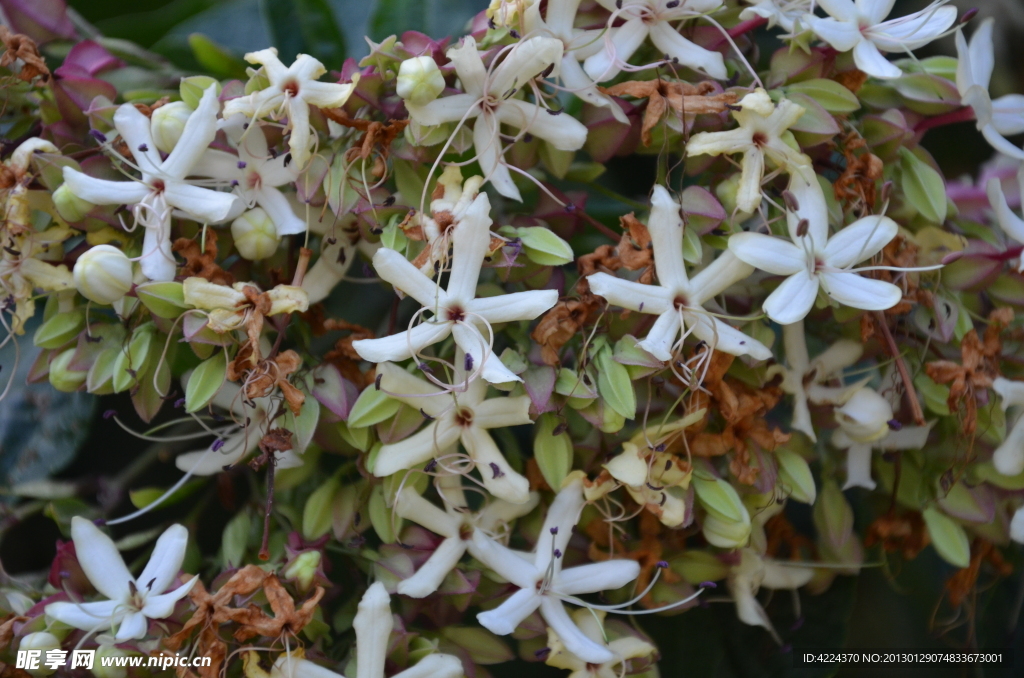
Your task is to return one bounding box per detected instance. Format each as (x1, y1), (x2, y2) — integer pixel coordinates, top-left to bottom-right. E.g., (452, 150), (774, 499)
(94, 646), (129, 678)
(150, 102), (193, 154)
(53, 183), (94, 222)
(18, 632), (62, 676)
(231, 207), (280, 261)
(397, 56), (445, 106)
(284, 550), (322, 591)
(49, 347), (87, 392)
(73, 245), (134, 305)
(716, 173), (747, 218)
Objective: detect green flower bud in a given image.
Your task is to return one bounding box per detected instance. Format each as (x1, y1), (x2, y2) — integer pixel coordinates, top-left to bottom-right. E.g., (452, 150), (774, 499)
(73, 245), (134, 305)
(150, 101), (194, 153)
(49, 347), (87, 392)
(94, 646), (129, 678)
(179, 75), (221, 109)
(397, 56), (445, 106)
(18, 632), (62, 676)
(231, 207), (281, 261)
(283, 550), (322, 592)
(52, 183), (94, 222)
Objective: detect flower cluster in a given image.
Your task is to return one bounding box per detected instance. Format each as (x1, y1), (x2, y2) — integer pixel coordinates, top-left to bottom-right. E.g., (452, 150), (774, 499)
(3, 0), (1024, 675)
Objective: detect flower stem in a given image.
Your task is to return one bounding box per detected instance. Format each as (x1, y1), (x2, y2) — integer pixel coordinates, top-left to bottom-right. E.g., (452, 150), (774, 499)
(873, 311), (926, 426)
(914, 107), (975, 134)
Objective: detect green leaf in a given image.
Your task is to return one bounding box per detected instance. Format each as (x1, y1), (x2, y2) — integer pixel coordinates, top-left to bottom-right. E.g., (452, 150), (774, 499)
(441, 627), (514, 665)
(222, 510), (251, 568)
(348, 386), (402, 428)
(187, 33), (247, 79)
(33, 309), (85, 349)
(784, 79), (860, 113)
(136, 281), (191, 319)
(899, 148), (947, 224)
(692, 475), (745, 523)
(368, 483), (399, 544)
(776, 448), (816, 504)
(185, 352), (227, 413)
(129, 479), (205, 509)
(596, 347), (636, 419)
(260, 0), (346, 70)
(285, 387), (320, 454)
(922, 506), (971, 568)
(533, 413), (573, 490)
(513, 226), (574, 266)
(303, 475), (340, 540)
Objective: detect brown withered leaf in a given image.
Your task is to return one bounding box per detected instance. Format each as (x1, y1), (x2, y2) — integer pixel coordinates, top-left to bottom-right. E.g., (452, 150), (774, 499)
(575, 244), (620, 295)
(229, 350), (305, 415)
(229, 574), (324, 642)
(322, 108), (409, 161)
(944, 539), (1013, 609)
(617, 213), (655, 284)
(603, 79), (736, 146)
(865, 512), (929, 561)
(0, 27), (49, 82)
(834, 132), (883, 214)
(833, 69), (868, 94)
(173, 230), (234, 286)
(531, 294), (602, 366)
(0, 614), (26, 651)
(763, 512), (816, 561)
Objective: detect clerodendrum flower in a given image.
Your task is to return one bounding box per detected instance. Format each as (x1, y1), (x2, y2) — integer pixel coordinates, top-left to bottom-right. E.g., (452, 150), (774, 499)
(194, 120), (306, 236)
(728, 209), (904, 325)
(62, 85), (241, 282)
(352, 192), (558, 384)
(686, 89), (810, 215)
(740, 0), (813, 32)
(992, 377), (1024, 476)
(45, 518), (197, 641)
(727, 548), (814, 643)
(404, 35), (588, 201)
(544, 608), (656, 678)
(372, 360), (534, 503)
(587, 186), (771, 362)
(223, 48), (358, 170)
(472, 477), (641, 664)
(802, 0), (957, 80)
(524, 0), (628, 123)
(393, 475), (539, 597)
(583, 0), (728, 82)
(270, 583), (463, 678)
(957, 20), (1024, 161)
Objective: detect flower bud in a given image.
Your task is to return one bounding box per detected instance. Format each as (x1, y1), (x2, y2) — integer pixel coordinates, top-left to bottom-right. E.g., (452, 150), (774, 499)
(74, 245), (134, 305)
(49, 347), (87, 392)
(397, 56), (445, 106)
(151, 102), (193, 154)
(94, 645), (129, 678)
(835, 388), (892, 443)
(19, 632), (62, 676)
(283, 550), (322, 592)
(53, 183), (94, 222)
(231, 207), (280, 260)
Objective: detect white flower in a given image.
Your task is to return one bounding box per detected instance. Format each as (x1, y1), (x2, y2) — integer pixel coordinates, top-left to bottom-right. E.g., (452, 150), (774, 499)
(728, 207), (903, 325)
(393, 475), (539, 597)
(223, 48), (358, 169)
(686, 89), (810, 215)
(372, 360), (535, 503)
(583, 0), (728, 82)
(194, 121), (306, 236)
(587, 186), (771, 362)
(61, 85), (241, 281)
(986, 167), (1024, 268)
(544, 608), (656, 677)
(270, 582), (463, 678)
(45, 518), (197, 641)
(956, 20), (1024, 161)
(727, 548), (814, 642)
(404, 35), (588, 201)
(524, 0), (628, 123)
(472, 477), (641, 664)
(803, 0), (957, 80)
(768, 319), (865, 441)
(73, 245), (134, 305)
(740, 0), (813, 32)
(397, 56), (446, 106)
(1011, 506), (1024, 543)
(352, 192), (558, 384)
(992, 377), (1024, 476)
(831, 388), (933, 489)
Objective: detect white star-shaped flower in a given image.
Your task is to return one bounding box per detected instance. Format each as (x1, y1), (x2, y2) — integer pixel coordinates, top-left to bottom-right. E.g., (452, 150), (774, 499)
(194, 120), (306, 236)
(802, 0), (957, 80)
(404, 35), (588, 201)
(992, 377), (1024, 476)
(544, 608), (656, 677)
(393, 475), (539, 597)
(524, 0), (628, 123)
(61, 85), (241, 281)
(45, 518), (197, 641)
(583, 0), (728, 82)
(372, 360), (535, 503)
(352, 192), (558, 384)
(956, 20), (1024, 161)
(587, 186), (771, 362)
(223, 48), (358, 169)
(740, 0), (813, 32)
(727, 548), (814, 642)
(270, 582), (463, 678)
(728, 205), (903, 325)
(471, 477), (641, 664)
(686, 88), (810, 215)
(768, 319), (865, 441)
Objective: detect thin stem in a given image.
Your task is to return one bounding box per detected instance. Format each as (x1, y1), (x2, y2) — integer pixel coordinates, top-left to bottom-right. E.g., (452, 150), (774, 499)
(873, 311), (926, 426)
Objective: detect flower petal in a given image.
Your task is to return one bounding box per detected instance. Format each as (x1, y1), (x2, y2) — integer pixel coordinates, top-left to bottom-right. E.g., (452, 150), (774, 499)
(396, 536), (468, 598)
(45, 600), (118, 632)
(163, 181), (241, 224)
(648, 22), (727, 79)
(71, 516), (133, 600)
(536, 478), (584, 570)
(354, 583), (393, 678)
(856, 0), (896, 25)
(373, 247), (446, 308)
(352, 321), (453, 364)
(394, 487), (461, 537)
(583, 18), (649, 82)
(467, 289), (559, 324)
(539, 598), (614, 664)
(477, 493), (540, 532)
(965, 20), (994, 91)
(161, 85), (220, 180)
(190, 149), (242, 180)
(272, 656), (344, 678)
(637, 310), (681, 361)
(987, 177), (1024, 244)
(555, 560), (640, 596)
(496, 99), (588, 151)
(993, 416), (1024, 476)
(991, 95), (1024, 136)
(474, 112), (520, 201)
(818, 0), (859, 23)
(447, 36), (488, 96)
(473, 395), (533, 429)
(377, 362), (452, 417)
(818, 270), (903, 310)
(852, 39), (903, 80)
(823, 215), (898, 268)
(805, 16), (862, 51)
(727, 233), (805, 276)
(175, 428), (255, 476)
(470, 532), (540, 589)
(393, 654), (464, 678)
(286, 98), (313, 169)
(113, 103), (162, 174)
(735, 148), (765, 214)
(559, 56), (627, 124)
(140, 576), (198, 619)
(136, 524), (189, 596)
(687, 312), (772, 360)
(255, 187), (306, 236)
(452, 321), (522, 384)
(586, 273), (672, 314)
(61, 167), (151, 206)
(447, 193), (493, 301)
(477, 587), (543, 635)
(373, 418), (461, 477)
(690, 250), (756, 305)
(301, 79), (357, 109)
(647, 185), (689, 291)
(980, 124), (1024, 162)
(490, 36), (563, 97)
(763, 270), (819, 325)
(462, 426), (531, 504)
(843, 443), (877, 490)
(114, 611), (149, 641)
(406, 93), (480, 126)
(869, 6), (957, 51)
